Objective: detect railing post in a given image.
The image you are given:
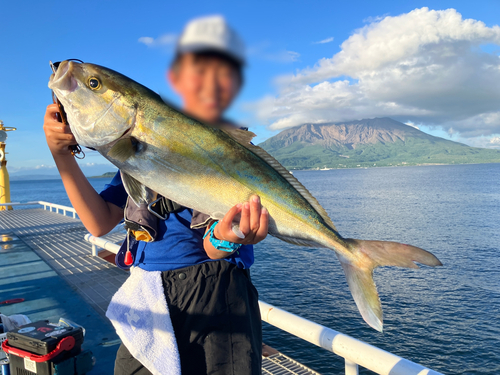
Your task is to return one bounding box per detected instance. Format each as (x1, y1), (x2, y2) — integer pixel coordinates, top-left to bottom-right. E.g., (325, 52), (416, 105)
(345, 359), (359, 375)
(91, 244), (98, 257)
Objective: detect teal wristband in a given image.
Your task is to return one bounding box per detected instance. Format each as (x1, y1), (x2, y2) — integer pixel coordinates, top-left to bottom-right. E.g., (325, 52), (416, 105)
(203, 221), (242, 253)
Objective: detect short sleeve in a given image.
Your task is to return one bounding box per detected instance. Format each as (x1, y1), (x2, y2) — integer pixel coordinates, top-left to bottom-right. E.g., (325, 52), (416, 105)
(99, 171), (128, 209)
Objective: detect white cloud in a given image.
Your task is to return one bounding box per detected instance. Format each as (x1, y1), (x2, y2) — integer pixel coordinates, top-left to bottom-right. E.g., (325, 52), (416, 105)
(247, 41), (300, 63)
(284, 51), (300, 62)
(313, 37), (334, 44)
(248, 8), (500, 146)
(258, 49), (301, 63)
(363, 14), (389, 24)
(489, 136), (500, 147)
(457, 134), (500, 148)
(405, 121), (420, 130)
(9, 164), (57, 174)
(138, 37), (154, 46)
(138, 33), (177, 47)
(34, 164), (56, 170)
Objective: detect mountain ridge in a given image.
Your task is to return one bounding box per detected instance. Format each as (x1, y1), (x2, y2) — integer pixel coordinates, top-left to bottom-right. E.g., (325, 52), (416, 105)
(259, 117), (500, 169)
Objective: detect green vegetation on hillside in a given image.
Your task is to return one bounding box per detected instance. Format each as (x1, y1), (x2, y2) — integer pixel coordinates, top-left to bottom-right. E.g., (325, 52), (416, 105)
(259, 121), (500, 170)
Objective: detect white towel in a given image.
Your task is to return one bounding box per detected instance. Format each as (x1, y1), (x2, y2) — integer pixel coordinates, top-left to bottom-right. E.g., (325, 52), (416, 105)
(106, 267), (181, 375)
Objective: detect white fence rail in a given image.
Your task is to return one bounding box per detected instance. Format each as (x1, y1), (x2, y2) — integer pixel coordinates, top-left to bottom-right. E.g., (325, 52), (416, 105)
(259, 301), (443, 375)
(84, 233), (121, 256)
(0, 201), (78, 218)
(83, 234), (444, 375)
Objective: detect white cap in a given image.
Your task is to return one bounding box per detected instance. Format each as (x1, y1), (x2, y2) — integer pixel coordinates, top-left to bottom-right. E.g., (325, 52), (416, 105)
(176, 15), (245, 65)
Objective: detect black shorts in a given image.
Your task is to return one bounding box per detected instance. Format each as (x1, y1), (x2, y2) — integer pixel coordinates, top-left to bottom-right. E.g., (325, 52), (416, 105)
(114, 260), (262, 375)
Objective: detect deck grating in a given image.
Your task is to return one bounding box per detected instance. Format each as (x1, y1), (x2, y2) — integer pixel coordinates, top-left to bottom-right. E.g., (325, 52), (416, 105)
(0, 208), (129, 316)
(262, 353), (321, 375)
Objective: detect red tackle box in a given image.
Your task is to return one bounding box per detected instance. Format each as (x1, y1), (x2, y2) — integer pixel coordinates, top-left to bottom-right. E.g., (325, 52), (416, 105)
(1, 320), (84, 375)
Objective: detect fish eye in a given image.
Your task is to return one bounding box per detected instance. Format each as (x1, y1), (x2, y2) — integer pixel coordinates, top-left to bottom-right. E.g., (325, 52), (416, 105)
(88, 77), (102, 90)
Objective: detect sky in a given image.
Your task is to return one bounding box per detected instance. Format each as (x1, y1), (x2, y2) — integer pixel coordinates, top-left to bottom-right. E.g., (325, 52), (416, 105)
(1, 0), (500, 176)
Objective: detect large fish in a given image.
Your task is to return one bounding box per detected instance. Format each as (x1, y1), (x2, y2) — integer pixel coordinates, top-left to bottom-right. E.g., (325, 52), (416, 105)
(48, 60), (442, 331)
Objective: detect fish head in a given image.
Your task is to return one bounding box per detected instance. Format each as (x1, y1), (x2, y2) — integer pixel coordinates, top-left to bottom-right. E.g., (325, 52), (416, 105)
(48, 60), (140, 148)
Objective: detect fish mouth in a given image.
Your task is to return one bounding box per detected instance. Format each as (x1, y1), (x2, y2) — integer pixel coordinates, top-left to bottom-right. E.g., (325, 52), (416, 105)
(49, 60), (78, 92)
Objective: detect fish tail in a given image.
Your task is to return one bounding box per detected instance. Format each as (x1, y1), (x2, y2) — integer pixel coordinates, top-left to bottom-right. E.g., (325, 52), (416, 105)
(337, 239), (442, 332)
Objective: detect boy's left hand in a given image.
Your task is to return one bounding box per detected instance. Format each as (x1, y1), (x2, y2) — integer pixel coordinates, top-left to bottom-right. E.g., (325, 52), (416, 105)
(215, 195), (269, 245)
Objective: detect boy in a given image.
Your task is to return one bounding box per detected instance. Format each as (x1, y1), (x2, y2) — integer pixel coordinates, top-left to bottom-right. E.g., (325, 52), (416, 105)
(43, 15), (266, 375)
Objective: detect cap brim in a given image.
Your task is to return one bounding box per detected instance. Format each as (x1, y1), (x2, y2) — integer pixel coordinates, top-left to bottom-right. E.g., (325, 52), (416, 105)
(176, 44), (245, 66)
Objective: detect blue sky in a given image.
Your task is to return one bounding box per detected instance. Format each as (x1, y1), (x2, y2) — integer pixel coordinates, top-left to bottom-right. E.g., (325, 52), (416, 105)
(2, 0), (500, 176)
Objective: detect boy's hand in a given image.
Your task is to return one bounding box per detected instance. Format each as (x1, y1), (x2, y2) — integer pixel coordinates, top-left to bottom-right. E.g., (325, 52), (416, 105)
(215, 195), (269, 245)
(43, 104), (77, 156)
(203, 195), (269, 259)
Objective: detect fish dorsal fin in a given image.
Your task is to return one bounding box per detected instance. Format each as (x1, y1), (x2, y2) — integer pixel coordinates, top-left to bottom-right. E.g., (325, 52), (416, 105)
(121, 171), (157, 206)
(222, 129), (337, 231)
(109, 138), (135, 162)
(221, 127), (256, 144)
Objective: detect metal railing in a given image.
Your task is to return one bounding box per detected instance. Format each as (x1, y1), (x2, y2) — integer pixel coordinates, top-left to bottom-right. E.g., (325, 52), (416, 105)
(259, 302), (443, 375)
(84, 233), (121, 257)
(0, 201), (78, 218)
(83, 234), (444, 375)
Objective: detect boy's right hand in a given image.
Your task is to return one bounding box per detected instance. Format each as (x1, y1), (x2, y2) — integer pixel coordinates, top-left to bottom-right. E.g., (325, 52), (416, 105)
(43, 104), (77, 157)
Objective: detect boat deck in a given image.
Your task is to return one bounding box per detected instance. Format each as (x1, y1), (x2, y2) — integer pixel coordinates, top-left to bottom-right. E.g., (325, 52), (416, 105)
(0, 208), (319, 374)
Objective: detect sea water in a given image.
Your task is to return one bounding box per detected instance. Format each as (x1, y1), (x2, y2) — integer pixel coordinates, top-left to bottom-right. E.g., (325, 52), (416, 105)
(9, 164), (500, 374)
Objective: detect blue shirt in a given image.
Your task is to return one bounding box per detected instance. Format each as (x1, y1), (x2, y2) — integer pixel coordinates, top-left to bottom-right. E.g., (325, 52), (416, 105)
(99, 172), (254, 271)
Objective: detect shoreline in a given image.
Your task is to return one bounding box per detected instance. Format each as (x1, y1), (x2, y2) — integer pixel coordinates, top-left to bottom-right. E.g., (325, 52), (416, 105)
(10, 161), (500, 181)
(287, 161), (500, 172)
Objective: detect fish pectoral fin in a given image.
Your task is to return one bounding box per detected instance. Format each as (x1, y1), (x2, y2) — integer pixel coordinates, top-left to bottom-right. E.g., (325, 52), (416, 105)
(108, 138), (136, 162)
(121, 171), (157, 206)
(338, 239), (443, 332)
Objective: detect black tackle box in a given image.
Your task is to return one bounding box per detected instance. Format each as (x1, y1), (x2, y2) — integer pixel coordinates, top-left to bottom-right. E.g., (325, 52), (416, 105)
(4, 320), (84, 375)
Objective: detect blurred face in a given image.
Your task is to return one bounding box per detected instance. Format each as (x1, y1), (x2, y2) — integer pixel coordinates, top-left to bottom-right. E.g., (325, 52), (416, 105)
(168, 53), (241, 124)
